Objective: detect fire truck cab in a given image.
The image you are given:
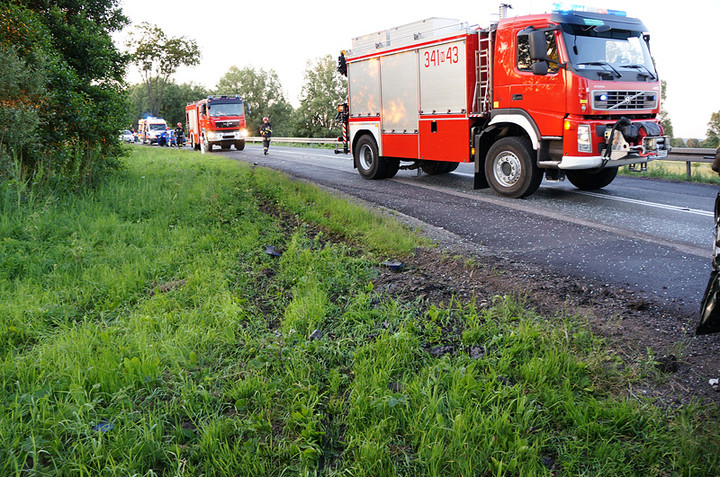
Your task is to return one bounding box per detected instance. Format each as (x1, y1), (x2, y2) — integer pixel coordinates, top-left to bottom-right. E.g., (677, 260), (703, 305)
(337, 7), (670, 198)
(185, 95), (249, 153)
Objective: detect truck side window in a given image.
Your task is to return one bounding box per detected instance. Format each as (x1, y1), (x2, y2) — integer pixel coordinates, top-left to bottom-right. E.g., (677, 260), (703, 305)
(517, 31), (559, 74)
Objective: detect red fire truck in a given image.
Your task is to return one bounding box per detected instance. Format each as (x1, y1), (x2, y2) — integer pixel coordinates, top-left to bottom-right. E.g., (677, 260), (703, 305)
(185, 95), (249, 153)
(336, 7), (670, 198)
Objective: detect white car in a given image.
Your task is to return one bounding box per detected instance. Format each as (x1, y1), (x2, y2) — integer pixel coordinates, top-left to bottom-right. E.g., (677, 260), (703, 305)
(119, 130), (134, 142)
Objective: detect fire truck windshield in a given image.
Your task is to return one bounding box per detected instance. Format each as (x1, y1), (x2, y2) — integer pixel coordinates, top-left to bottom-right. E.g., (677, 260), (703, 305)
(561, 26), (657, 81)
(208, 102), (244, 117)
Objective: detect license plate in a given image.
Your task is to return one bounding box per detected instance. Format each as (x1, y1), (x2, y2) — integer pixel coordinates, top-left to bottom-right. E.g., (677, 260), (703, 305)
(654, 149), (668, 158)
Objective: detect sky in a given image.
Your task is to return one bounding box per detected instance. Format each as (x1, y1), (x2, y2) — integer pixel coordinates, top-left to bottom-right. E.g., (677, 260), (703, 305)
(114, 0), (720, 139)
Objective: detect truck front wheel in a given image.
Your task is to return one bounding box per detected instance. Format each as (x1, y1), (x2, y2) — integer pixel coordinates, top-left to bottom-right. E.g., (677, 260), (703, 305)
(566, 167), (618, 190)
(485, 137), (542, 198)
(235, 140), (245, 151)
(355, 135), (387, 179)
(201, 135), (211, 154)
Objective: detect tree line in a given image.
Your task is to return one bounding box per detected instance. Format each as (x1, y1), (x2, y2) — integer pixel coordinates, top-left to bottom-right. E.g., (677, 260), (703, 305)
(126, 60), (346, 140)
(123, 21), (347, 139)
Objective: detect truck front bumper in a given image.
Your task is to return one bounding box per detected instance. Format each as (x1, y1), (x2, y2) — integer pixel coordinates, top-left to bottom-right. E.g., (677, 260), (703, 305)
(558, 153), (663, 170)
(559, 140), (670, 170)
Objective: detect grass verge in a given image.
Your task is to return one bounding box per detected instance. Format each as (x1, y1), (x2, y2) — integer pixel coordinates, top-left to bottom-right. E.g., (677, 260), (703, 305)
(1, 146), (718, 475)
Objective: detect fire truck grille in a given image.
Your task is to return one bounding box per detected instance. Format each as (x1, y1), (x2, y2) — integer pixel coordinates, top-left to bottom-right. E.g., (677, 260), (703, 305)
(591, 90), (658, 111)
(215, 120), (240, 129)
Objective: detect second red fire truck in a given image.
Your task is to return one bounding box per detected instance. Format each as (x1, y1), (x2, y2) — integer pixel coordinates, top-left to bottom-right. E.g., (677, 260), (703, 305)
(336, 7), (670, 198)
(185, 95), (249, 153)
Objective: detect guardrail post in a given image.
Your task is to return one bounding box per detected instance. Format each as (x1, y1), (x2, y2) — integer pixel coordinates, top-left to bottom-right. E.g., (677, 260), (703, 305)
(687, 161), (692, 180)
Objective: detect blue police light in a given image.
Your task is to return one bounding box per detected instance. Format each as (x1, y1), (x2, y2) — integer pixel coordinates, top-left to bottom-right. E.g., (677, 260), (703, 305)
(599, 93), (608, 101)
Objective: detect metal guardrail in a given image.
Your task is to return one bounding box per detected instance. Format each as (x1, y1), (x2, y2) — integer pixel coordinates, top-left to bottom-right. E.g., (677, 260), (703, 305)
(664, 148), (717, 179)
(245, 138), (716, 179)
(245, 137), (340, 145)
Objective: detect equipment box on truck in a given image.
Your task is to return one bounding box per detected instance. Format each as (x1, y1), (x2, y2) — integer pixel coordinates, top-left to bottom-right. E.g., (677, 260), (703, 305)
(336, 7), (670, 198)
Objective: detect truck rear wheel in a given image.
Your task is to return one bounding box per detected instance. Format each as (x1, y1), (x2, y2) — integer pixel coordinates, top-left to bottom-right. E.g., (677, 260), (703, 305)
(566, 167), (618, 190)
(355, 135), (387, 179)
(384, 159), (400, 179)
(485, 137), (542, 198)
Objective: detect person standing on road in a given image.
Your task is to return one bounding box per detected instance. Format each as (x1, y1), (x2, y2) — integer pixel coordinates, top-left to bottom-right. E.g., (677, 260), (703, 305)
(260, 117), (272, 155)
(174, 122), (185, 148)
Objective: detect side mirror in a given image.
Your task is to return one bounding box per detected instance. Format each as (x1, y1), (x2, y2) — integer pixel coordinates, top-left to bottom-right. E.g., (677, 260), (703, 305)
(528, 31), (548, 61)
(532, 61), (549, 76)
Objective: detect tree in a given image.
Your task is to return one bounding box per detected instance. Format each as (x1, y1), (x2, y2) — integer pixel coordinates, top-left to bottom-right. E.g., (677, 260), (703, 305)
(658, 80), (674, 140)
(293, 55), (347, 138)
(1, 0), (130, 191)
(671, 137), (686, 148)
(215, 66), (293, 136)
(127, 82), (210, 130)
(126, 23), (200, 117)
(705, 111), (720, 148)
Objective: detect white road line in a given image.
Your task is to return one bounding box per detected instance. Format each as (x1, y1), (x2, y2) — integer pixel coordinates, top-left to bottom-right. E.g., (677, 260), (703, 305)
(452, 172), (714, 218)
(568, 189), (713, 217)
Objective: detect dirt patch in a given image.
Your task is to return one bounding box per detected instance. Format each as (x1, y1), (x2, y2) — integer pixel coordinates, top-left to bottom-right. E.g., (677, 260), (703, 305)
(374, 212), (720, 408)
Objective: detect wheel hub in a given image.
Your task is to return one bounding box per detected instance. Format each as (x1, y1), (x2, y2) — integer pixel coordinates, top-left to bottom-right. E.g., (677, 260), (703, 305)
(493, 152), (521, 187)
(359, 144), (374, 169)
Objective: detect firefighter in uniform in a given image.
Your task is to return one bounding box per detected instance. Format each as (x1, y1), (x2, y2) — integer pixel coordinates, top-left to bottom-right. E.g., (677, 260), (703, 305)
(260, 117), (272, 155)
(174, 122), (184, 148)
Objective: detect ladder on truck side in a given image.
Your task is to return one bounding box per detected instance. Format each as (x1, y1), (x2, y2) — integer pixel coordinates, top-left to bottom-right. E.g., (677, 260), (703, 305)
(472, 30), (493, 117)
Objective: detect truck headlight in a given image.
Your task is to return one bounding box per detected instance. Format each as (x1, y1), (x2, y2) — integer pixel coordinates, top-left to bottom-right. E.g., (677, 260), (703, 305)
(240, 128), (248, 137)
(578, 125), (592, 153)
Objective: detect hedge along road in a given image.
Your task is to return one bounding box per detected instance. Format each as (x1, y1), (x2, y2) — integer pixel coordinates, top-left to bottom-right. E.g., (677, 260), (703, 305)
(219, 142), (717, 326)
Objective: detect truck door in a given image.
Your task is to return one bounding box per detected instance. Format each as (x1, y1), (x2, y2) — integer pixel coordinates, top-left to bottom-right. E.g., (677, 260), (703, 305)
(510, 28), (565, 137)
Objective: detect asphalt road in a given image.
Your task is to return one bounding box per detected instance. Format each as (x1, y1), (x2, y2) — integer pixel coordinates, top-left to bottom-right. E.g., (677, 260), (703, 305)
(218, 143), (718, 321)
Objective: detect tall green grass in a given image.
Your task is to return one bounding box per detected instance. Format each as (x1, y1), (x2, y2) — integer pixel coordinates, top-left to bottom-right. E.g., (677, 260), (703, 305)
(1, 146), (718, 475)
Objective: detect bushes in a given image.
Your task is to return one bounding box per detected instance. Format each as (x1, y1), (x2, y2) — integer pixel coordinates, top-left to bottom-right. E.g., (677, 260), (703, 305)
(0, 1), (129, 196)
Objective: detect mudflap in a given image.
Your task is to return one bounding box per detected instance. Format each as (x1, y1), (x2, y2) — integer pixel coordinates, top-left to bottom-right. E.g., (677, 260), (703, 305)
(473, 134), (489, 189)
(698, 269), (720, 335)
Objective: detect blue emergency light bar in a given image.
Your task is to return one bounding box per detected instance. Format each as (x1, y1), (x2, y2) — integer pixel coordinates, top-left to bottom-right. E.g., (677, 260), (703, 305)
(552, 3), (626, 16)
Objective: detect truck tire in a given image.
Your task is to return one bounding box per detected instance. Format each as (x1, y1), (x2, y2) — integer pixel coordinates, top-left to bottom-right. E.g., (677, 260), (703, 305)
(235, 140), (245, 151)
(201, 135), (211, 154)
(384, 159), (400, 179)
(484, 137), (542, 198)
(355, 135), (387, 179)
(566, 167), (618, 190)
